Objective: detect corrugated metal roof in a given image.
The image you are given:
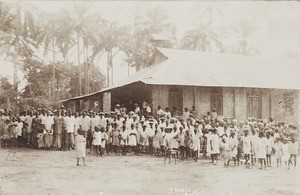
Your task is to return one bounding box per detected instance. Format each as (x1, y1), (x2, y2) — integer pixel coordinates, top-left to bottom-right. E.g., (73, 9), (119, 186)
(63, 48), (300, 102)
(141, 48), (300, 90)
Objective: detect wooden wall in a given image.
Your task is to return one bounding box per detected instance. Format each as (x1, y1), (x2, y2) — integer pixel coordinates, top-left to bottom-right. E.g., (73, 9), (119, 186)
(223, 87), (235, 118)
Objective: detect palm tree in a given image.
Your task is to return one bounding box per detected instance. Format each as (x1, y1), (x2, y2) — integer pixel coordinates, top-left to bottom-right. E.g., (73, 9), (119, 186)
(63, 1), (93, 95)
(55, 12), (75, 66)
(37, 11), (75, 100)
(0, 2), (40, 91)
(98, 20), (127, 86)
(180, 23), (224, 52)
(122, 7), (176, 71)
(193, 2), (226, 52)
(80, 13), (101, 94)
(180, 25), (209, 51)
(225, 19), (260, 55)
(135, 6), (172, 34)
(37, 13), (60, 100)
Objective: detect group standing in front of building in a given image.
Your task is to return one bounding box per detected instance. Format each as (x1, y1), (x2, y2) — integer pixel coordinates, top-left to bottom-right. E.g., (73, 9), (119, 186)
(0, 103), (298, 169)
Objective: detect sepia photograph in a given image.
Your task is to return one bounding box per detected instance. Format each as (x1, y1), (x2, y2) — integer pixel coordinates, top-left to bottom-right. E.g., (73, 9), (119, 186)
(0, 0), (299, 194)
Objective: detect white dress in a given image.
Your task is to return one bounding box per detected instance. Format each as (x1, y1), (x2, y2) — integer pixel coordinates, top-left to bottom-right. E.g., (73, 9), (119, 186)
(119, 130), (129, 146)
(128, 128), (137, 146)
(211, 134), (220, 154)
(76, 135), (86, 158)
(282, 143), (290, 161)
(256, 138), (267, 159)
(101, 132), (108, 148)
(164, 132), (175, 148)
(191, 132), (201, 152)
(266, 138), (274, 155)
(250, 134), (258, 156)
(274, 142), (283, 160)
(229, 137), (237, 157)
(139, 130), (149, 146)
(242, 136), (251, 155)
(206, 133), (212, 155)
(93, 131), (102, 146)
(288, 141), (299, 155)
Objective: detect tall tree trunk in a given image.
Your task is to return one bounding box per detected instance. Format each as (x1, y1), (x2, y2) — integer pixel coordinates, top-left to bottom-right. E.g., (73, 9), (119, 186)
(77, 33), (82, 96)
(13, 39), (18, 114)
(52, 37), (55, 100)
(106, 51), (111, 87)
(56, 62), (60, 100)
(13, 39), (18, 92)
(86, 44), (89, 94)
(13, 62), (18, 91)
(110, 49), (113, 85)
(83, 43), (87, 95)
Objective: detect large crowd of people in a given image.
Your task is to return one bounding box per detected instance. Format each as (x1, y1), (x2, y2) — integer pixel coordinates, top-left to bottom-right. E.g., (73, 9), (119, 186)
(0, 103), (298, 169)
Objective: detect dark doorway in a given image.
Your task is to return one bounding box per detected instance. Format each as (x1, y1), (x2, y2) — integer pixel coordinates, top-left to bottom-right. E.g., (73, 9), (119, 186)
(210, 87), (223, 115)
(246, 88), (261, 118)
(168, 86), (183, 112)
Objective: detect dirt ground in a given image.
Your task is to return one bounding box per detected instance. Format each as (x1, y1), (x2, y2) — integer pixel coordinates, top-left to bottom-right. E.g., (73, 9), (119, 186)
(0, 148), (299, 195)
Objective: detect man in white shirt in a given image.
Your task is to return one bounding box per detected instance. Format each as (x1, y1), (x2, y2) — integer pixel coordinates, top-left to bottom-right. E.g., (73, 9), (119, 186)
(64, 112), (76, 150)
(43, 112), (54, 150)
(74, 112), (82, 136)
(158, 118), (167, 130)
(157, 106), (165, 117)
(81, 112), (91, 138)
(90, 112), (99, 133)
(146, 105), (152, 116)
(116, 113), (124, 128)
(165, 107), (172, 119)
(98, 112), (106, 128)
(16, 117), (24, 147)
(114, 104), (121, 115)
(182, 107), (190, 122)
(134, 103), (140, 114)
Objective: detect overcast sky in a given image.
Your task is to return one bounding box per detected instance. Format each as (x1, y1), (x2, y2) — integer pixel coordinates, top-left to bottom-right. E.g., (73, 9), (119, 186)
(1, 0), (299, 88)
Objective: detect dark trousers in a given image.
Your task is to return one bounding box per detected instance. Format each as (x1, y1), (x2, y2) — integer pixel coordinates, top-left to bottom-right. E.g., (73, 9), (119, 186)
(17, 136), (23, 147)
(94, 145), (102, 156)
(179, 146), (185, 159)
(121, 145), (127, 155)
(61, 130), (67, 150)
(27, 132), (33, 146)
(106, 143), (112, 154)
(185, 147), (191, 159)
(113, 145), (119, 154)
(237, 149), (243, 164)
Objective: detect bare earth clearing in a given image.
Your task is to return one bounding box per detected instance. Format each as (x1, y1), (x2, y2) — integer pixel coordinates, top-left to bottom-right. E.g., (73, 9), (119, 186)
(0, 148), (299, 195)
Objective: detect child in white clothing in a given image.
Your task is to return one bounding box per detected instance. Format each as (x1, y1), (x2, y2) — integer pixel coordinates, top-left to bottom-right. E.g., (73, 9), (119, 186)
(220, 135), (230, 167)
(281, 139), (289, 169)
(265, 132), (274, 167)
(274, 138), (283, 167)
(76, 130), (87, 166)
(257, 132), (267, 170)
(93, 126), (102, 157)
